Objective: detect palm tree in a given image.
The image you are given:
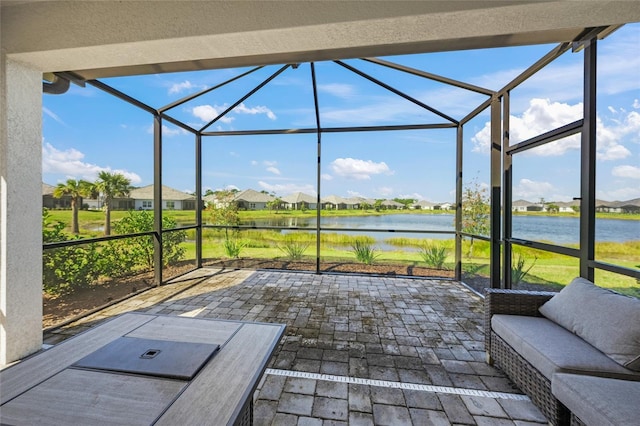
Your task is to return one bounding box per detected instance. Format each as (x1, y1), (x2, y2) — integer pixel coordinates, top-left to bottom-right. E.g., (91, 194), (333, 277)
(267, 196), (283, 214)
(93, 171), (131, 235)
(53, 179), (93, 234)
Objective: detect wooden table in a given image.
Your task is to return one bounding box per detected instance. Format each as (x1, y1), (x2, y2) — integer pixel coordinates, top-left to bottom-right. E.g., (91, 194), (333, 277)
(0, 313), (285, 426)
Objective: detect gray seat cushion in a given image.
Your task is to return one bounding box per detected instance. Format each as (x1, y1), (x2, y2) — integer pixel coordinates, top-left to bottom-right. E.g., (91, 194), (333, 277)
(491, 314), (640, 380)
(552, 373), (640, 426)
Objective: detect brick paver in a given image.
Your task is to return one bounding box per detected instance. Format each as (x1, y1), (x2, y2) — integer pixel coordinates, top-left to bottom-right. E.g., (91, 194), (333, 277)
(44, 268), (547, 425)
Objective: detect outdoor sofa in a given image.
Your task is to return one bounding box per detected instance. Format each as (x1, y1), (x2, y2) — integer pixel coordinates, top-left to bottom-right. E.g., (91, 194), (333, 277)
(484, 277), (640, 425)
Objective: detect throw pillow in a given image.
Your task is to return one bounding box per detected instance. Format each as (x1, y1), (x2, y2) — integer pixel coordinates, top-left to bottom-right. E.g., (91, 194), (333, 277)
(539, 277), (640, 371)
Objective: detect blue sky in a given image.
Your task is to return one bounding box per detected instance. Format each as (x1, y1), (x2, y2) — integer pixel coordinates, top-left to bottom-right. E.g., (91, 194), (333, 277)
(43, 23), (639, 203)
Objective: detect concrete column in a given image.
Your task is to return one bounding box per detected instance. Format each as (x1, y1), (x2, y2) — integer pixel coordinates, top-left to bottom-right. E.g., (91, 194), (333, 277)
(0, 57), (43, 366)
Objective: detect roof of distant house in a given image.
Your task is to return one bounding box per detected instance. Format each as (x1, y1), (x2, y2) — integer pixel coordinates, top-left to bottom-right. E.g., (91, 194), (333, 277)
(234, 188), (274, 203)
(604, 198), (640, 208)
(281, 192), (316, 204)
(322, 195), (347, 204)
(42, 183), (55, 196)
(129, 184), (195, 200)
(512, 199), (538, 207)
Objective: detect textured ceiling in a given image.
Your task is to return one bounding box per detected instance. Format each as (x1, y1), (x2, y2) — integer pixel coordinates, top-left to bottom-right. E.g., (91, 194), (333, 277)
(2, 1), (638, 79)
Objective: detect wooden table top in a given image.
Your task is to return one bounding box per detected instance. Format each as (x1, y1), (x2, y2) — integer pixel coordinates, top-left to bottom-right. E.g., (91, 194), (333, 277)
(0, 313), (285, 425)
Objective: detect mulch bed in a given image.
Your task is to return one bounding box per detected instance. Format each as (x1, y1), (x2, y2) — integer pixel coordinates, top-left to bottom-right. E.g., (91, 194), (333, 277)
(203, 258), (456, 278)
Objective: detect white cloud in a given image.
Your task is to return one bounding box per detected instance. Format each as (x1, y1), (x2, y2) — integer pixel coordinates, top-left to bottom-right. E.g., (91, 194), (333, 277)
(251, 160), (281, 175)
(399, 192), (425, 200)
(43, 142), (83, 165)
(319, 85), (462, 125)
(467, 32), (639, 110)
(596, 110), (639, 160)
(168, 80), (202, 95)
(257, 160), (281, 175)
(414, 85), (488, 120)
(318, 83), (356, 99)
(321, 173), (333, 181)
(266, 166), (281, 175)
(596, 143), (631, 161)
(42, 142), (142, 184)
(257, 181), (316, 195)
(321, 97), (434, 126)
(472, 98), (636, 161)
(330, 158), (393, 180)
(597, 36), (640, 96)
(597, 186), (640, 201)
(513, 178), (556, 201)
(213, 184), (240, 192)
(377, 186), (394, 197)
(633, 99), (640, 109)
(192, 105), (234, 124)
(234, 103), (276, 120)
(472, 67), (527, 92)
(146, 123), (187, 137)
(470, 60), (584, 109)
(612, 165), (640, 179)
(473, 98), (583, 155)
(192, 102), (276, 124)
(43, 107), (66, 125)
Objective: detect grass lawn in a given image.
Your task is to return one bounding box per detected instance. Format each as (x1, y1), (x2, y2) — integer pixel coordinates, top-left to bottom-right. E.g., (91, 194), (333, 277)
(46, 209), (197, 237)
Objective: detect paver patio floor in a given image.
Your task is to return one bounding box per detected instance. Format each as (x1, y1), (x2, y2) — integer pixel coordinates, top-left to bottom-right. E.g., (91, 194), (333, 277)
(44, 268), (547, 425)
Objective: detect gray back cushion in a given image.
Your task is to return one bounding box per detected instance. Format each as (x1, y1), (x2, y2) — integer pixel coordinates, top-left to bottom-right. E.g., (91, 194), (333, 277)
(539, 277), (640, 371)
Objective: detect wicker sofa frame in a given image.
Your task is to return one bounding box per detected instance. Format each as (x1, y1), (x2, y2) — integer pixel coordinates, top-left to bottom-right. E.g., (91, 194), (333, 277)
(484, 288), (571, 426)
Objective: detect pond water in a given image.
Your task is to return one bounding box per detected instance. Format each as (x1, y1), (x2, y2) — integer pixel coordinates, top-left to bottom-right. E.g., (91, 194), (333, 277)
(241, 213), (639, 245)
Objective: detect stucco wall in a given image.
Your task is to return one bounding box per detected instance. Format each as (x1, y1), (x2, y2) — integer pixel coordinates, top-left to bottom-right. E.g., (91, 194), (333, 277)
(0, 59), (44, 365)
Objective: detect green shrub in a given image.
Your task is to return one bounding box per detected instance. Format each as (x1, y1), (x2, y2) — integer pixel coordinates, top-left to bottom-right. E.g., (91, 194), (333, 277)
(42, 209), (101, 295)
(419, 244), (449, 269)
(321, 232), (374, 246)
(351, 239), (379, 265)
(108, 210), (186, 270)
(223, 235), (245, 258)
(42, 209), (187, 295)
(512, 254), (537, 285)
(278, 236), (310, 260)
